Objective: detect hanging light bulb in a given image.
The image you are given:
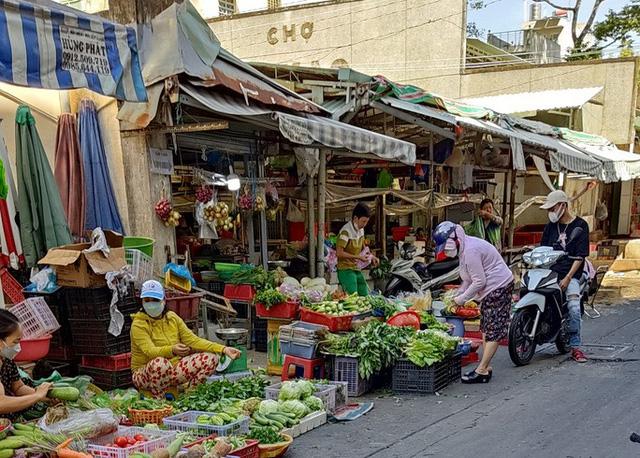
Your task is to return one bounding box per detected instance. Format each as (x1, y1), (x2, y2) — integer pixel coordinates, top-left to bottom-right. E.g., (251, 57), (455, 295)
(227, 164), (240, 191)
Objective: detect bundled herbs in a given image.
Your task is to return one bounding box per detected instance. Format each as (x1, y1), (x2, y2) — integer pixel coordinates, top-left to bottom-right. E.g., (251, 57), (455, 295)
(368, 295), (401, 318)
(406, 330), (461, 367)
(370, 258), (391, 280)
(254, 288), (286, 309)
(228, 266), (274, 289)
(172, 376), (268, 412)
(418, 311), (451, 332)
(247, 426), (287, 445)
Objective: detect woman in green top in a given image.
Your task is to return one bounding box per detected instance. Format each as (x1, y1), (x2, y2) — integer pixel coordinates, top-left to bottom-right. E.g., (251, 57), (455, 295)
(336, 203), (379, 296)
(465, 198), (503, 251)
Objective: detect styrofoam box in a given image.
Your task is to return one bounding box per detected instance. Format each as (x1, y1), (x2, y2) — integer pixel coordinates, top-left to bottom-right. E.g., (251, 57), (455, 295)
(282, 410), (327, 438)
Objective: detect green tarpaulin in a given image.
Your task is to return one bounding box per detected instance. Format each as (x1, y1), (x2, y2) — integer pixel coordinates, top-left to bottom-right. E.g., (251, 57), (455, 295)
(15, 106), (71, 266)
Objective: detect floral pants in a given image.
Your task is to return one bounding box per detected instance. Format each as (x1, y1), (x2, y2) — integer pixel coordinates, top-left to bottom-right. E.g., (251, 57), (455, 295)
(132, 352), (218, 396)
(480, 282), (514, 342)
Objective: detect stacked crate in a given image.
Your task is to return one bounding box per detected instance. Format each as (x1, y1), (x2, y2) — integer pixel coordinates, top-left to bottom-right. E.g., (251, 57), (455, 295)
(68, 286), (138, 390)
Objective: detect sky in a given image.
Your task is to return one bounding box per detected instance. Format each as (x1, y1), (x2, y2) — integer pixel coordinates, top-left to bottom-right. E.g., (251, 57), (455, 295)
(469, 0), (629, 35)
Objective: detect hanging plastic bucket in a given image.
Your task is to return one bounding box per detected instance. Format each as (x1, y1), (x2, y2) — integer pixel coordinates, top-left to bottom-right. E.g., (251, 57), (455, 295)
(123, 237), (155, 257)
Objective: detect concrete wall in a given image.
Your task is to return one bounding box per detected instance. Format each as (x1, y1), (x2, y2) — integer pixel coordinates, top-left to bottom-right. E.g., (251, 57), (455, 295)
(208, 0), (467, 94)
(460, 58), (639, 145)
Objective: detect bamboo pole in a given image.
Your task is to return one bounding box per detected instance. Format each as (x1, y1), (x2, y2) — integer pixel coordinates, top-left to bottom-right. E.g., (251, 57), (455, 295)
(308, 175), (316, 277)
(317, 149), (327, 276)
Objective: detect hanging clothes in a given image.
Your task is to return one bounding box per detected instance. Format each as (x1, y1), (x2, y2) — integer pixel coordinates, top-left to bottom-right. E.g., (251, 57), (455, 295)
(54, 114), (86, 239)
(15, 106), (72, 267)
(78, 99), (124, 234)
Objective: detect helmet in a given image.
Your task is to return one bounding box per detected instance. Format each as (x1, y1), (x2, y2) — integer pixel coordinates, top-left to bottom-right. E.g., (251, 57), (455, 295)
(433, 221), (457, 255)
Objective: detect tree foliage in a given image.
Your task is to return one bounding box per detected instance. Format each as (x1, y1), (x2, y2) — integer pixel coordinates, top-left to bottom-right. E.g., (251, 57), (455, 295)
(593, 1), (640, 48)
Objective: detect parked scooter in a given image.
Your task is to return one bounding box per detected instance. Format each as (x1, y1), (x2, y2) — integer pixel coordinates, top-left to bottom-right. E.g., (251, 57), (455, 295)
(508, 227), (593, 366)
(383, 242), (459, 296)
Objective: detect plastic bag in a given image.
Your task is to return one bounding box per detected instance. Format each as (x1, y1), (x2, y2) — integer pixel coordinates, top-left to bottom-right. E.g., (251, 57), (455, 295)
(26, 267), (56, 292)
(355, 246), (373, 269)
(287, 199), (305, 222)
(38, 408), (118, 438)
(402, 290), (432, 311)
(595, 200), (608, 221)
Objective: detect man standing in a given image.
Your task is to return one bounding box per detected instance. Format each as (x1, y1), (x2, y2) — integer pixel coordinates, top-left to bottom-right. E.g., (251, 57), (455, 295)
(540, 190), (590, 363)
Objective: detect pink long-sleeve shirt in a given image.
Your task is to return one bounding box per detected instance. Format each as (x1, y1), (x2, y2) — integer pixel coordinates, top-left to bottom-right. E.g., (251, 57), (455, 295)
(454, 228), (513, 305)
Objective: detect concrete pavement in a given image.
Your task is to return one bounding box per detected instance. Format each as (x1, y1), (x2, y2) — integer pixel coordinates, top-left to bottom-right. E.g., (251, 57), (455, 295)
(288, 301), (640, 457)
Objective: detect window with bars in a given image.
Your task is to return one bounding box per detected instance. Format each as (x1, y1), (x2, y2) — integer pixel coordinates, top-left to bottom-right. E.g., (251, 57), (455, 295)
(219, 0), (236, 16)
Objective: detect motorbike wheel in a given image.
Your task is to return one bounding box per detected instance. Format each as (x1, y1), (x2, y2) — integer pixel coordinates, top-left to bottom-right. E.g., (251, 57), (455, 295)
(508, 308), (537, 366)
(384, 277), (415, 297)
(555, 327), (570, 354)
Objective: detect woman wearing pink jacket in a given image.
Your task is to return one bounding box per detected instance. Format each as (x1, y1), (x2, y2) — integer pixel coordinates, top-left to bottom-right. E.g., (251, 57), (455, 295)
(433, 221), (514, 384)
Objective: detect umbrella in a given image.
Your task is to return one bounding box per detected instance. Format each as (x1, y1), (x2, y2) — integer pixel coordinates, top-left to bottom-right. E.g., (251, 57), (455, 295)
(54, 113), (85, 239)
(78, 99), (124, 234)
(0, 128), (23, 269)
(15, 106), (72, 267)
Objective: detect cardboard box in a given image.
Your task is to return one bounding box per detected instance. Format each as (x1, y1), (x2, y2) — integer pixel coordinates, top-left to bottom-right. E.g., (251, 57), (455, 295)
(38, 231), (126, 288)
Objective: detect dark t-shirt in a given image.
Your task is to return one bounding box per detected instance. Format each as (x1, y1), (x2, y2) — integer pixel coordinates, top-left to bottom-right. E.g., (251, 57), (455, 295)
(0, 357), (21, 420)
(540, 216), (590, 279)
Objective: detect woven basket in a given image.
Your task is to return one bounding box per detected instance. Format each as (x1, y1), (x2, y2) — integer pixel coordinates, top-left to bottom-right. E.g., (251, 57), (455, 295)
(258, 434), (293, 458)
(128, 405), (174, 425)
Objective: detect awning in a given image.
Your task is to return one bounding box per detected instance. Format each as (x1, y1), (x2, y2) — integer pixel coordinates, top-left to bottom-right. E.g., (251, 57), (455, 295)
(460, 87), (603, 114)
(177, 83), (416, 165)
(566, 142), (640, 182)
(0, 0), (146, 101)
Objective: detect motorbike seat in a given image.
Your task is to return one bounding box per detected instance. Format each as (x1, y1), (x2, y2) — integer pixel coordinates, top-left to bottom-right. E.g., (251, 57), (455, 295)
(427, 258), (459, 277)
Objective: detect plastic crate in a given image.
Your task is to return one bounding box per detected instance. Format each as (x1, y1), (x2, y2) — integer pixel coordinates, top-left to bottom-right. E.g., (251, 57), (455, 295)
(79, 366), (132, 390)
(9, 297), (60, 339)
(125, 249), (153, 288)
(279, 337), (318, 359)
(163, 411), (250, 438)
(266, 382), (340, 413)
(165, 291), (204, 321)
(207, 370), (253, 383)
(391, 354), (462, 394)
(1, 267), (25, 305)
(87, 426), (176, 458)
(253, 318), (267, 352)
(224, 284), (255, 301)
(80, 353), (131, 371)
(198, 280), (225, 295)
(185, 436), (259, 458)
(66, 287), (138, 321)
(70, 318), (131, 356)
(282, 410), (327, 438)
(256, 301), (299, 319)
(47, 344), (74, 361)
(329, 356), (373, 397)
(300, 308), (353, 332)
(279, 321), (329, 341)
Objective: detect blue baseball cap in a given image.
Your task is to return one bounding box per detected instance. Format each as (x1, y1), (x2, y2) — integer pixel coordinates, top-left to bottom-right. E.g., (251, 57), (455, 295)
(140, 280), (165, 300)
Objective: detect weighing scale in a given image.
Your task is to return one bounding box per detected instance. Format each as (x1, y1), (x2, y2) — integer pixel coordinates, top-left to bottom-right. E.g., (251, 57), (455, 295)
(215, 328), (248, 373)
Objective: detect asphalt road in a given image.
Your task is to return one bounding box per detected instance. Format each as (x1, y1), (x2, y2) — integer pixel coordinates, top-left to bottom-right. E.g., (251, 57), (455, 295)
(288, 301), (640, 458)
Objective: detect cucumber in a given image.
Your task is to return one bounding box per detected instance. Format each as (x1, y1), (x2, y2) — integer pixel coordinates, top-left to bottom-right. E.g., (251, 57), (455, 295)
(253, 413), (271, 426)
(0, 438), (24, 450)
(0, 450), (13, 458)
(48, 387), (80, 402)
(12, 424), (35, 432)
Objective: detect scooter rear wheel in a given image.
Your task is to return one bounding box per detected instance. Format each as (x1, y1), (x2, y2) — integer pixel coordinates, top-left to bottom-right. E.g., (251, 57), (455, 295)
(508, 308), (537, 366)
(555, 327), (570, 354)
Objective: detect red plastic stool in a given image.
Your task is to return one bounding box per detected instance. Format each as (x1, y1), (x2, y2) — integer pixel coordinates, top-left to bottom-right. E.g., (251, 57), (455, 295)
(281, 355), (325, 381)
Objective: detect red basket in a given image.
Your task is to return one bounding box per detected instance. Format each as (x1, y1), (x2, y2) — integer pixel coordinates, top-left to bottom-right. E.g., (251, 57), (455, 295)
(186, 435), (258, 458)
(224, 284), (255, 301)
(391, 226), (411, 242)
(256, 301), (299, 319)
(386, 311), (421, 330)
(165, 291), (204, 321)
(300, 308), (353, 332)
(0, 268), (25, 305)
(81, 353), (132, 371)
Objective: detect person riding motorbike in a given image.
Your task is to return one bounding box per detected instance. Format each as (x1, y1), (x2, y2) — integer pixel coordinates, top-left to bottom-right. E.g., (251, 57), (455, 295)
(539, 190), (590, 363)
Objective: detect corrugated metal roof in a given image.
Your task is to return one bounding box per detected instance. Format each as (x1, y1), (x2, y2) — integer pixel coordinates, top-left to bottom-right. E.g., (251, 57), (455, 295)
(460, 87), (603, 114)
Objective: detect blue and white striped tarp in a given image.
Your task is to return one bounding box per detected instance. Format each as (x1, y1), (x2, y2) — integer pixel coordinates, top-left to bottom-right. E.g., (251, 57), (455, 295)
(0, 0), (146, 101)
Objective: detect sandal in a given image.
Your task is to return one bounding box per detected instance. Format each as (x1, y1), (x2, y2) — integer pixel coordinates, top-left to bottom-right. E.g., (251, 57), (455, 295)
(464, 368), (492, 378)
(461, 370), (492, 384)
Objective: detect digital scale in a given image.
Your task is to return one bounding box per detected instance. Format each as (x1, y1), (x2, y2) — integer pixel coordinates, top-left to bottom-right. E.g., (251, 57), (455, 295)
(215, 328), (248, 373)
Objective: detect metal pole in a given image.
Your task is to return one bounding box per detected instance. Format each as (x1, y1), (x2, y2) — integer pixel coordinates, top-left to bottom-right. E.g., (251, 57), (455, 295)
(257, 155), (268, 270)
(381, 194), (387, 258)
(244, 156), (257, 265)
(508, 170), (517, 250)
(317, 149), (327, 276)
(307, 175), (316, 278)
(427, 134), (435, 236)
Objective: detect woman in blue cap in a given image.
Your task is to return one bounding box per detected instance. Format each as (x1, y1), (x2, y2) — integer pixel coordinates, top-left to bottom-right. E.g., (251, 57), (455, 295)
(130, 280), (240, 396)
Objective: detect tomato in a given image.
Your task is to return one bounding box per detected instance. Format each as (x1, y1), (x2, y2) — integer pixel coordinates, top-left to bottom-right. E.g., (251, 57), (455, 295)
(115, 437), (129, 448)
(128, 437), (137, 445)
(134, 434), (146, 442)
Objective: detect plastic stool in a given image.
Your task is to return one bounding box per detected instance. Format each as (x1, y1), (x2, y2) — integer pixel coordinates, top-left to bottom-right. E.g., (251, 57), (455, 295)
(281, 355), (325, 381)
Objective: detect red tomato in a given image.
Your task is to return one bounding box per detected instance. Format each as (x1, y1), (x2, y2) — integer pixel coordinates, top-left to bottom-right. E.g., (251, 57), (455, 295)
(115, 437), (129, 448)
(134, 434), (146, 442)
(128, 437), (137, 445)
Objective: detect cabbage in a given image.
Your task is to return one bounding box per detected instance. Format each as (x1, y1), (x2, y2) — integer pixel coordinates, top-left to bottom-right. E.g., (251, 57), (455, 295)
(297, 380), (315, 399)
(303, 396), (324, 412)
(282, 277), (301, 287)
(258, 399), (280, 415)
(279, 400), (309, 418)
(278, 381), (300, 401)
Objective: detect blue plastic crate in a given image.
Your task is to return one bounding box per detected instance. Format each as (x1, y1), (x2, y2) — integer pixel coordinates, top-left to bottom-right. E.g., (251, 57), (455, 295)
(279, 337), (318, 359)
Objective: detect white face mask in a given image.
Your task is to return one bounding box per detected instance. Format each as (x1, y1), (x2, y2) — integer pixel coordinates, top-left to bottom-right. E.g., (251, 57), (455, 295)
(444, 239), (458, 258)
(548, 204), (565, 223)
(143, 301), (165, 318)
(1, 339), (21, 360)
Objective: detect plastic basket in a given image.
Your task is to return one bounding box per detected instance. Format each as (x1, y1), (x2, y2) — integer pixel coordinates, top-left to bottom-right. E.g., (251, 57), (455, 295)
(256, 301), (299, 319)
(279, 321), (328, 341)
(198, 280), (225, 295)
(128, 405), (174, 425)
(79, 366), (132, 390)
(47, 345), (74, 361)
(300, 308), (353, 332)
(87, 426), (174, 458)
(391, 353), (462, 394)
(282, 410), (327, 438)
(253, 318), (267, 352)
(165, 291), (204, 321)
(70, 318), (131, 356)
(257, 434), (292, 458)
(163, 411), (250, 438)
(265, 382), (339, 413)
(9, 297), (60, 339)
(125, 249), (153, 288)
(328, 356), (373, 397)
(1, 268), (25, 305)
(185, 437), (259, 458)
(66, 287), (138, 321)
(80, 353), (131, 371)
(165, 270), (192, 293)
(224, 284), (255, 301)
(279, 337), (318, 359)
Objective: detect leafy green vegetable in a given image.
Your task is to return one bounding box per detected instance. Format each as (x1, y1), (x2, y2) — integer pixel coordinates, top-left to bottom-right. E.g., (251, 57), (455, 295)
(419, 311), (450, 332)
(248, 426), (285, 445)
(297, 380), (314, 399)
(258, 400), (280, 415)
(303, 396), (324, 412)
(172, 375), (268, 412)
(278, 381), (300, 401)
(406, 330), (460, 367)
(254, 288), (286, 309)
(279, 400), (309, 418)
(229, 266), (274, 289)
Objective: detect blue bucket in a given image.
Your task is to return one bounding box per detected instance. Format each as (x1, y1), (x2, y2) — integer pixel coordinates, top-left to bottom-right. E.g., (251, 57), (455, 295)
(445, 317), (465, 337)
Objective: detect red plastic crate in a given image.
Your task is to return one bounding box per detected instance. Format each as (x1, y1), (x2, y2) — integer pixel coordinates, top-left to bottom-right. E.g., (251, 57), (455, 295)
(185, 435), (258, 458)
(391, 226), (411, 242)
(165, 291), (204, 321)
(81, 353), (131, 370)
(224, 284), (255, 301)
(256, 301), (299, 319)
(300, 308), (353, 332)
(47, 345), (75, 361)
(464, 330), (508, 346)
(1, 268), (25, 305)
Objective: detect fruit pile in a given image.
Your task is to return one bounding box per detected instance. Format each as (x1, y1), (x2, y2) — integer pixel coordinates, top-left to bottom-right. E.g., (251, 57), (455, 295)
(238, 192), (253, 211)
(195, 185), (213, 203)
(155, 198), (181, 227)
(203, 202), (235, 232)
(106, 433), (148, 448)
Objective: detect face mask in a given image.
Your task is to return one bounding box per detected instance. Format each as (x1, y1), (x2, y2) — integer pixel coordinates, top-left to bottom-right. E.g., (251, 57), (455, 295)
(444, 239), (458, 258)
(143, 301), (165, 318)
(1, 339), (21, 360)
(548, 204), (565, 223)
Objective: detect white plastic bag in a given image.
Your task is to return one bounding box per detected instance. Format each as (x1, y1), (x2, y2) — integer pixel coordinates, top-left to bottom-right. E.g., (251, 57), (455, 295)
(38, 408), (118, 438)
(286, 199), (305, 222)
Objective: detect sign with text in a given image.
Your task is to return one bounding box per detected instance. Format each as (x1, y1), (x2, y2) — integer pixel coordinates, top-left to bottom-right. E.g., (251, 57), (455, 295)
(149, 148), (174, 175)
(60, 27), (111, 75)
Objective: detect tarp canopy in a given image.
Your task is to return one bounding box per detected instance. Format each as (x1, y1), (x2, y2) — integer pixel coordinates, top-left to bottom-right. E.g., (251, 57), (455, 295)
(460, 87), (603, 114)
(0, 0), (146, 101)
